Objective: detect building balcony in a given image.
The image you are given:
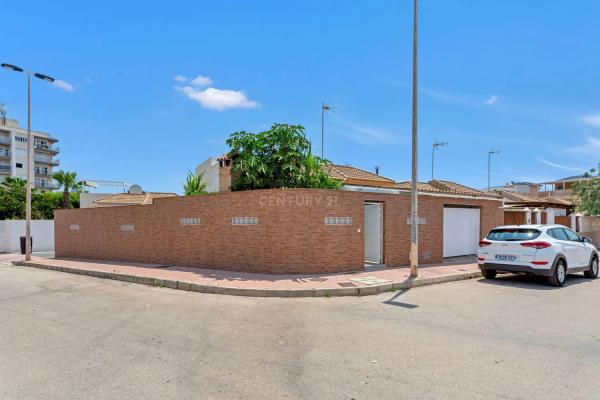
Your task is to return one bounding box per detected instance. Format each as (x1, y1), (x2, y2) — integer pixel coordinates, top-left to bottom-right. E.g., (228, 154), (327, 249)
(34, 144), (60, 154)
(34, 155), (60, 166)
(35, 171), (52, 178)
(0, 151), (9, 159)
(0, 165), (11, 174)
(539, 189), (572, 198)
(35, 181), (59, 190)
(0, 137), (10, 145)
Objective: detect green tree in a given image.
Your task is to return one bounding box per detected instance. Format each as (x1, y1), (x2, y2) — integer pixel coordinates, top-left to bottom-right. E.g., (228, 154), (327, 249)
(573, 164), (600, 215)
(183, 170), (208, 195)
(0, 177), (27, 220)
(52, 170), (83, 209)
(0, 177), (79, 220)
(225, 123), (341, 191)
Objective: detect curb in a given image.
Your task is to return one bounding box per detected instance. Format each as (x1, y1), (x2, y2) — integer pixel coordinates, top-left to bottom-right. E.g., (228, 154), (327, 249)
(11, 261), (482, 298)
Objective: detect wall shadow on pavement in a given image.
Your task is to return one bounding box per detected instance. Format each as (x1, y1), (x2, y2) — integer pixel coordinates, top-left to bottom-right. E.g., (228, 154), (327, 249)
(478, 273), (593, 290)
(382, 277), (418, 309)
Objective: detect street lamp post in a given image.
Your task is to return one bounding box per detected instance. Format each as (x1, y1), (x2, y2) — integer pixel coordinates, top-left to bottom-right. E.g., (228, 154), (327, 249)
(487, 150), (499, 192)
(409, 0), (419, 277)
(431, 140), (447, 180)
(1, 63), (55, 262)
(321, 102), (331, 159)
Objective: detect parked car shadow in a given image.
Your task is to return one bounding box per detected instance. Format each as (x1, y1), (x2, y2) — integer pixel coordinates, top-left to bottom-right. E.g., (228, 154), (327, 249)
(479, 273), (592, 290)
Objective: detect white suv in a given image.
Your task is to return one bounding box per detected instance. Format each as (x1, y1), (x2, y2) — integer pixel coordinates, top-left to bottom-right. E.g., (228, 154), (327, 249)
(478, 224), (598, 287)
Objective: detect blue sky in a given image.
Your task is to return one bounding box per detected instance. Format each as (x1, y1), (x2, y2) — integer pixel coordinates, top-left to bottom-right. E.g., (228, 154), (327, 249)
(1, 0), (599, 193)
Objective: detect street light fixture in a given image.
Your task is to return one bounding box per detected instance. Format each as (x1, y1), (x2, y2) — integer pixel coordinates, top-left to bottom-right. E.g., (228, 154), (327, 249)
(1, 62), (55, 262)
(431, 140), (447, 180)
(487, 149), (500, 192)
(321, 102), (331, 159)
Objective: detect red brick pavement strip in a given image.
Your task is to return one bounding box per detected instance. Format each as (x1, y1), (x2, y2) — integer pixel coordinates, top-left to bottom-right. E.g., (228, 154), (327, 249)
(8, 255), (483, 297)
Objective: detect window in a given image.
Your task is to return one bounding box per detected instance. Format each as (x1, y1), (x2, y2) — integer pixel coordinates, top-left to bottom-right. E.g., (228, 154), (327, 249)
(561, 228), (581, 242)
(69, 224), (80, 231)
(180, 217), (200, 225)
(232, 217), (257, 225)
(16, 163), (23, 168)
(121, 224), (135, 232)
(486, 228), (541, 241)
(15, 136), (27, 142)
(548, 228), (568, 241)
(325, 217), (353, 225)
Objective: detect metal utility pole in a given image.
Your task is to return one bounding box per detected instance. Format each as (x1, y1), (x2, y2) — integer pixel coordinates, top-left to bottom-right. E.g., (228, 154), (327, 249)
(1, 63), (55, 262)
(431, 140), (447, 180)
(321, 103), (331, 159)
(409, 0), (419, 278)
(487, 150), (499, 192)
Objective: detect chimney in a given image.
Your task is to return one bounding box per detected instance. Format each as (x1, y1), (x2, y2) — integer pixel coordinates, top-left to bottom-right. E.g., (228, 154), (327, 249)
(375, 165), (380, 175)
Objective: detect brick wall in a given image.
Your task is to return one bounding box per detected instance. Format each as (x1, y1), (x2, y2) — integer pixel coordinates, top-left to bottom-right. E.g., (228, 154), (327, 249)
(54, 189), (503, 274)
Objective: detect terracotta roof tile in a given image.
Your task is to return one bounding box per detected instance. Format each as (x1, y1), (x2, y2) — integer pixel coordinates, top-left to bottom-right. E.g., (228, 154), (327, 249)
(92, 192), (177, 207)
(323, 164), (396, 185)
(396, 180), (502, 198)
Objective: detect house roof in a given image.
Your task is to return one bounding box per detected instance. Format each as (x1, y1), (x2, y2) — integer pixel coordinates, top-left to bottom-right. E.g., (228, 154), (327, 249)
(499, 191), (542, 203)
(395, 180), (502, 198)
(91, 192), (177, 207)
(497, 190), (573, 208)
(541, 174), (592, 184)
(323, 164), (398, 188)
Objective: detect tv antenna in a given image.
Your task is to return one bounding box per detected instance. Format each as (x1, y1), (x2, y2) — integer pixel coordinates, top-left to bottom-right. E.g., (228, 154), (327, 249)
(0, 103), (6, 124)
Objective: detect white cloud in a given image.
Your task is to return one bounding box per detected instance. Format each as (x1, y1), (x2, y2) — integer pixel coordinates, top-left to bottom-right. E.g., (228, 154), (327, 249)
(190, 75), (213, 87)
(84, 77), (93, 84)
(51, 80), (75, 92)
(175, 86), (260, 111)
(484, 95), (498, 105)
(174, 75), (188, 82)
(566, 136), (600, 157)
(535, 156), (585, 172)
(336, 121), (406, 146)
(579, 112), (600, 128)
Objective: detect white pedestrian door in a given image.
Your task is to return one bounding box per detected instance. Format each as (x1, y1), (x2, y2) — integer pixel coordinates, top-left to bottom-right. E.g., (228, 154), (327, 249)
(443, 207), (481, 258)
(364, 203), (383, 264)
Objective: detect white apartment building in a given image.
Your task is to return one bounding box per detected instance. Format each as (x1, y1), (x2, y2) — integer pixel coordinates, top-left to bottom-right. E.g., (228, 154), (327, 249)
(0, 116), (60, 191)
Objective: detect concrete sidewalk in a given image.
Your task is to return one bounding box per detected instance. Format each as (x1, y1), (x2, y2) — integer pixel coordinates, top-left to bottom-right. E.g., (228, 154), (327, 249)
(8, 254), (482, 297)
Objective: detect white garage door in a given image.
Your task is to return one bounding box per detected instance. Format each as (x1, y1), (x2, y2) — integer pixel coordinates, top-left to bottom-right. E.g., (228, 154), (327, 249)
(443, 207), (480, 258)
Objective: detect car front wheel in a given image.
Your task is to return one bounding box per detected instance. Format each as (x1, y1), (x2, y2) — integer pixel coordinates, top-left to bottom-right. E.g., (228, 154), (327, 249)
(584, 257), (599, 279)
(549, 260), (567, 287)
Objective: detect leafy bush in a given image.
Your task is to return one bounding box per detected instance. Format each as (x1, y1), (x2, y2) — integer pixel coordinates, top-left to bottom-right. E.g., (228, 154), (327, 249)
(226, 123), (341, 191)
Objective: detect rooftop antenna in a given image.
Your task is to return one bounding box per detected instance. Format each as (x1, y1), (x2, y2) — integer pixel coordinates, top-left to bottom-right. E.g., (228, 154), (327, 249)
(0, 103), (6, 125)
(431, 140), (448, 180)
(321, 102), (336, 159)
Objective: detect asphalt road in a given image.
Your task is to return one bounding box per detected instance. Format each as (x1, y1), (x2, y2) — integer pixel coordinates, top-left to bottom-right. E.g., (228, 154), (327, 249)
(1, 265), (599, 400)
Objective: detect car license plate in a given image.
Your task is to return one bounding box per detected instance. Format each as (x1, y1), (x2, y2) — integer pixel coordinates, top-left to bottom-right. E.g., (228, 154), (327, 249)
(495, 254), (517, 261)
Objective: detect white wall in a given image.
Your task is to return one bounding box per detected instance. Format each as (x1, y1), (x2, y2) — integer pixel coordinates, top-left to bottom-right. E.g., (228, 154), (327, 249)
(195, 157), (220, 193)
(0, 220), (54, 252)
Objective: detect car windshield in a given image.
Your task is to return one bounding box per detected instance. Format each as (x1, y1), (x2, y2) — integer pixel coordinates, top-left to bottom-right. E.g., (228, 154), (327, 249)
(486, 228), (541, 241)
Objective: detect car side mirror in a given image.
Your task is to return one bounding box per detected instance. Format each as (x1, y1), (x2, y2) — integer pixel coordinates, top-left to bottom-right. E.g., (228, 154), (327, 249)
(582, 237), (592, 244)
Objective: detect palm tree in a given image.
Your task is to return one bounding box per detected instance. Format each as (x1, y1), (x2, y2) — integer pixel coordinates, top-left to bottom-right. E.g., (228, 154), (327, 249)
(183, 170), (208, 195)
(52, 170), (83, 208)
